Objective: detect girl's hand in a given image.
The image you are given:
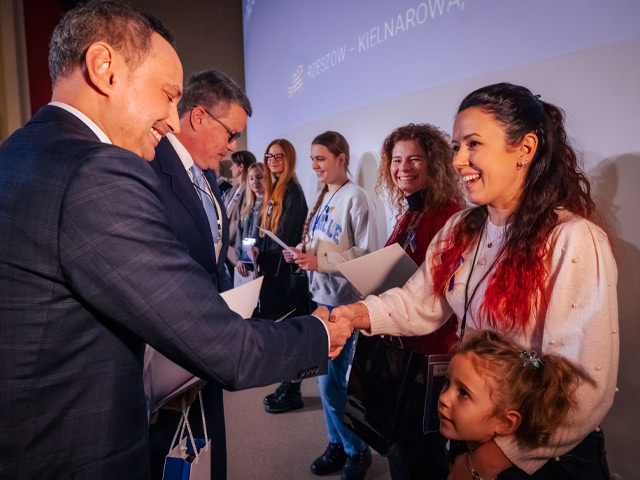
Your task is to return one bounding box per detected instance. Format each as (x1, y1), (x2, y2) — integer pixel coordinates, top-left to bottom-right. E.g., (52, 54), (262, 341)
(237, 263), (250, 277)
(295, 251), (318, 271)
(282, 247), (301, 263)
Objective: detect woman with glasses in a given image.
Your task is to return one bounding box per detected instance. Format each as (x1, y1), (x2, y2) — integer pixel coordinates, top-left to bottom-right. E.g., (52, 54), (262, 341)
(258, 139), (308, 275)
(258, 139), (309, 413)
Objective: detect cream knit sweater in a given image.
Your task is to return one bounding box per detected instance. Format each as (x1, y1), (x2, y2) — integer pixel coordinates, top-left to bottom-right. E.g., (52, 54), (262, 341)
(363, 209), (619, 474)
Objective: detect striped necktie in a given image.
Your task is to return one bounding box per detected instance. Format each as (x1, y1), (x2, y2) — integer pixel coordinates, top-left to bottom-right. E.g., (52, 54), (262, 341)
(190, 164), (220, 244)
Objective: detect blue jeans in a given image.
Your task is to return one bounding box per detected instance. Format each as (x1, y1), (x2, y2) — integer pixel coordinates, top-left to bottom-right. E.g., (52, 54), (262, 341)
(316, 307), (368, 456)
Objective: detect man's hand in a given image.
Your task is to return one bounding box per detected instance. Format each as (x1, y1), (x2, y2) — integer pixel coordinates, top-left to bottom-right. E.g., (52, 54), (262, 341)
(330, 303), (371, 330)
(161, 382), (205, 412)
(314, 305), (353, 359)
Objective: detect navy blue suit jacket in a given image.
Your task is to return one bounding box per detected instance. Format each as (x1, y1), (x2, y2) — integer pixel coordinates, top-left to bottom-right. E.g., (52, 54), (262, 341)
(150, 137), (232, 292)
(148, 137), (231, 479)
(0, 106), (326, 479)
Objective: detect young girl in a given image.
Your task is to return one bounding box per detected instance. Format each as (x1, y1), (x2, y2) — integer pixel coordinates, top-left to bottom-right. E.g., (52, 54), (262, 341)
(439, 331), (593, 478)
(235, 162), (266, 278)
(285, 131), (380, 479)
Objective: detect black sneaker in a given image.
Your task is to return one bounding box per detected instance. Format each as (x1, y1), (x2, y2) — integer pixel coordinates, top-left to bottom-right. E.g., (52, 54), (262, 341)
(310, 442), (347, 476)
(263, 381), (290, 405)
(264, 381), (303, 413)
(341, 448), (372, 480)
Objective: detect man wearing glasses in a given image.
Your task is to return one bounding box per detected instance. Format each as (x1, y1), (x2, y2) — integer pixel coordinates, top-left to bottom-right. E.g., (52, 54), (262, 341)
(148, 69), (249, 480)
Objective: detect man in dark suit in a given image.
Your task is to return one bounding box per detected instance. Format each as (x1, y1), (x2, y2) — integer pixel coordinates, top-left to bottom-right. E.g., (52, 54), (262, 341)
(0, 3), (351, 479)
(148, 70), (253, 479)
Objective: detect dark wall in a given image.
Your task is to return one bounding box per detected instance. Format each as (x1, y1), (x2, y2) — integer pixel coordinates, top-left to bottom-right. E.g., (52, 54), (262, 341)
(21, 0), (246, 126)
(130, 0), (245, 89)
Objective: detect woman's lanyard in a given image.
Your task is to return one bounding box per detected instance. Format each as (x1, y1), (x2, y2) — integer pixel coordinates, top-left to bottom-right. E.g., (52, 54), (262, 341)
(459, 222), (504, 341)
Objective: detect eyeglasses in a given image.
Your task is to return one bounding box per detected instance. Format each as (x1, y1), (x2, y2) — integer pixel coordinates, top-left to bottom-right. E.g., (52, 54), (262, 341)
(264, 153), (285, 162)
(195, 106), (242, 143)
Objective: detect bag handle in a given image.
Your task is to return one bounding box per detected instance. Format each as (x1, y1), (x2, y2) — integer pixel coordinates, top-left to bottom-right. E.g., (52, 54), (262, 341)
(167, 393), (209, 462)
(198, 391), (209, 451)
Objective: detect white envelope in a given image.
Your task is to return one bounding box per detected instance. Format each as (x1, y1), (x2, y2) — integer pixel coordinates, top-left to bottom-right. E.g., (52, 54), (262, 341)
(144, 276), (263, 414)
(336, 243), (418, 297)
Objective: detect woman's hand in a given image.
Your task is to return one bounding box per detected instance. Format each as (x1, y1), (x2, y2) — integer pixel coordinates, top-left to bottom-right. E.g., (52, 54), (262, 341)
(282, 247), (301, 263)
(247, 246), (259, 261)
(330, 302), (371, 330)
(295, 251), (318, 271)
(237, 263), (250, 277)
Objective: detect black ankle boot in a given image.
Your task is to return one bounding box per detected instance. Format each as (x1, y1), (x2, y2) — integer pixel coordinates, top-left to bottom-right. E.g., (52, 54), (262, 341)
(310, 442), (347, 476)
(264, 380), (303, 413)
(263, 381), (290, 405)
(341, 448), (372, 480)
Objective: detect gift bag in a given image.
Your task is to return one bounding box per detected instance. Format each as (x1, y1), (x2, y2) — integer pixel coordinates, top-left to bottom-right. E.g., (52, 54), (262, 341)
(163, 394), (211, 480)
(342, 316), (458, 455)
(256, 260), (311, 320)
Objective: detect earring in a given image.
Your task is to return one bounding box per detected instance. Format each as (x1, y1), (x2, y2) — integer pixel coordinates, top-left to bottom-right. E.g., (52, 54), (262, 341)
(516, 159), (528, 170)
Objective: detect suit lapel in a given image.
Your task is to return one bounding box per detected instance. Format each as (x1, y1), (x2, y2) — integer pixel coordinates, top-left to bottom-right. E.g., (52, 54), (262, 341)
(155, 139), (217, 257)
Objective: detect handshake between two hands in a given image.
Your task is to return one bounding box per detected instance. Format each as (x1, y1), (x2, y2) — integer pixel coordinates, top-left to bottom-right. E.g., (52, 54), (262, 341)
(313, 304), (370, 359)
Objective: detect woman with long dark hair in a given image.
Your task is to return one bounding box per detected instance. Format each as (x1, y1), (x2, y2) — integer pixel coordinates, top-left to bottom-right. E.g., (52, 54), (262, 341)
(333, 83), (618, 479)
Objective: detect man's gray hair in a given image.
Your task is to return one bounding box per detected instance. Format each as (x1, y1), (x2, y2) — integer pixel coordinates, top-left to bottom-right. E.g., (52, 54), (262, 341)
(177, 70), (252, 119)
(49, 0), (175, 85)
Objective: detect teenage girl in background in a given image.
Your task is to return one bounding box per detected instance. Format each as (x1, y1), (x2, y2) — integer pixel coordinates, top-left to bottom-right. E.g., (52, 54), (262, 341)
(235, 162), (266, 278)
(225, 150), (256, 280)
(259, 139), (309, 411)
(258, 139), (308, 275)
(284, 131), (380, 480)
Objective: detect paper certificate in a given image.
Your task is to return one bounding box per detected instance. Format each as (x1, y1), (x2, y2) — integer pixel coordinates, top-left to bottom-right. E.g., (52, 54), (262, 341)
(259, 228), (298, 257)
(144, 276), (264, 413)
(336, 243), (418, 297)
